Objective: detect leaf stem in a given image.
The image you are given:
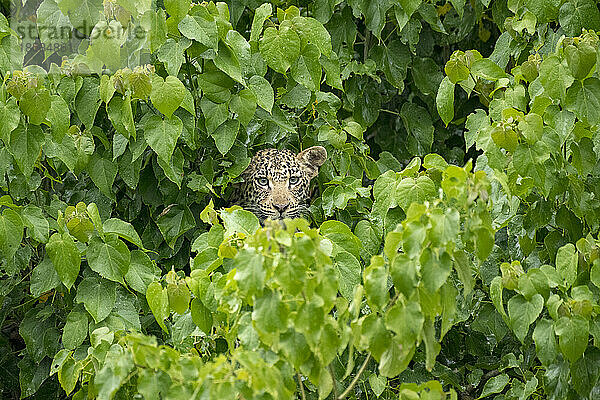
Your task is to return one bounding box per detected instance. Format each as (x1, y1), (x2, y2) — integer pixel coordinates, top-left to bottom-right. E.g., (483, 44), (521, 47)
(329, 364), (339, 399)
(337, 354), (371, 400)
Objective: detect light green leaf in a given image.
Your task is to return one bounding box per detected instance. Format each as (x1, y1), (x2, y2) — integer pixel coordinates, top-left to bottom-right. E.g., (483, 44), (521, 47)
(150, 75), (185, 117)
(508, 294), (544, 343)
(436, 76), (455, 126)
(556, 243), (578, 288)
(565, 78), (600, 125)
(480, 373), (510, 398)
(250, 3), (272, 44)
(220, 208), (260, 237)
(554, 316), (589, 363)
(146, 281), (169, 333)
(46, 232), (80, 290)
(0, 208), (23, 264)
(178, 11), (218, 49)
(21, 205), (49, 243)
(248, 75), (274, 113)
(190, 298), (213, 334)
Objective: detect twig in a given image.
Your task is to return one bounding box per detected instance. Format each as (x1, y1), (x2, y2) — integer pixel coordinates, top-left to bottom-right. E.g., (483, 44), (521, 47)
(337, 354), (371, 400)
(297, 372), (306, 400)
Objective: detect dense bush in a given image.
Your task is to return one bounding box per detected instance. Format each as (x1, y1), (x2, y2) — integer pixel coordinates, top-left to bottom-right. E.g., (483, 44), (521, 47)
(1, 0), (600, 399)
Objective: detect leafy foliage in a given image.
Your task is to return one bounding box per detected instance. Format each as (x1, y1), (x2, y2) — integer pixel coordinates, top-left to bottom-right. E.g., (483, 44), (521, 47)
(2, 0), (600, 399)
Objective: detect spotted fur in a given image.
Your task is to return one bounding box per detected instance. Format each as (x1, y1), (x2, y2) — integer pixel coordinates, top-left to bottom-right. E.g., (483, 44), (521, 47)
(235, 146), (327, 222)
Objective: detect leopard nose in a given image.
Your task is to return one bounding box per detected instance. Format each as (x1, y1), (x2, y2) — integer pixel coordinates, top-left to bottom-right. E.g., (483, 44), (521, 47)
(273, 202), (289, 213)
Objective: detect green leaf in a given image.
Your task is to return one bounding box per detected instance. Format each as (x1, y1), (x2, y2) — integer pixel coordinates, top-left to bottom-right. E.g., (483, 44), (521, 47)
(58, 356), (83, 396)
(565, 78), (600, 125)
(565, 43), (597, 80)
(214, 40), (243, 84)
(559, 0), (600, 36)
(0, 208), (23, 263)
(46, 232), (80, 290)
(533, 319), (558, 366)
(156, 205), (196, 248)
(396, 176), (437, 211)
(513, 142), (549, 192)
(480, 373), (510, 398)
(9, 123), (44, 177)
(167, 282), (191, 314)
(252, 289), (288, 336)
(21, 205), (49, 243)
(229, 89), (257, 126)
(103, 218), (144, 249)
(211, 119), (239, 155)
(150, 75), (186, 118)
(190, 298), (213, 334)
(220, 208), (260, 237)
(385, 300), (424, 346)
(146, 281), (169, 333)
(86, 236), (130, 284)
(364, 256), (389, 311)
(143, 114), (183, 163)
(291, 43), (322, 92)
(290, 16), (332, 56)
(56, 0), (102, 36)
(400, 103), (434, 155)
(233, 249), (265, 298)
(436, 76), (455, 126)
(539, 55), (574, 101)
(75, 76), (101, 129)
(75, 276), (117, 323)
(30, 256), (61, 297)
(556, 243), (578, 288)
(178, 12), (218, 49)
(250, 3), (272, 44)
(0, 97), (20, 144)
(421, 249), (453, 294)
(87, 154), (117, 199)
(259, 26), (301, 74)
(248, 75), (274, 113)
(334, 251), (362, 300)
(62, 306), (88, 350)
(320, 220), (362, 259)
(157, 38), (191, 76)
(125, 250), (160, 294)
(554, 316), (589, 363)
(524, 0), (560, 23)
(164, 0), (191, 22)
(508, 294), (544, 343)
(470, 59), (507, 81)
(19, 88), (51, 126)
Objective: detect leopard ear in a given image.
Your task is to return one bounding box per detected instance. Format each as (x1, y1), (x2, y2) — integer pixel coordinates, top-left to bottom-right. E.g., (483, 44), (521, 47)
(297, 146), (327, 179)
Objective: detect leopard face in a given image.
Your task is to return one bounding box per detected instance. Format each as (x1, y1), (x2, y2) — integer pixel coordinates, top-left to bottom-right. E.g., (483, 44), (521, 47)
(235, 146), (327, 222)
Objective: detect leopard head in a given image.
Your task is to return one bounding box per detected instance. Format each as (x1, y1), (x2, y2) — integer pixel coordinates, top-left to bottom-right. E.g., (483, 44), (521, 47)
(236, 146), (327, 222)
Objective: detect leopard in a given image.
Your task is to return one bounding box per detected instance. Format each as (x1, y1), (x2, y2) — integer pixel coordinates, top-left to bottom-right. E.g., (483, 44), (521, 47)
(234, 146), (328, 222)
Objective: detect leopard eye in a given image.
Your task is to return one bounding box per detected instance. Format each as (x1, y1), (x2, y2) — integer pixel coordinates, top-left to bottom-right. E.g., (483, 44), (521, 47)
(256, 177), (269, 186)
(289, 176), (300, 185)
